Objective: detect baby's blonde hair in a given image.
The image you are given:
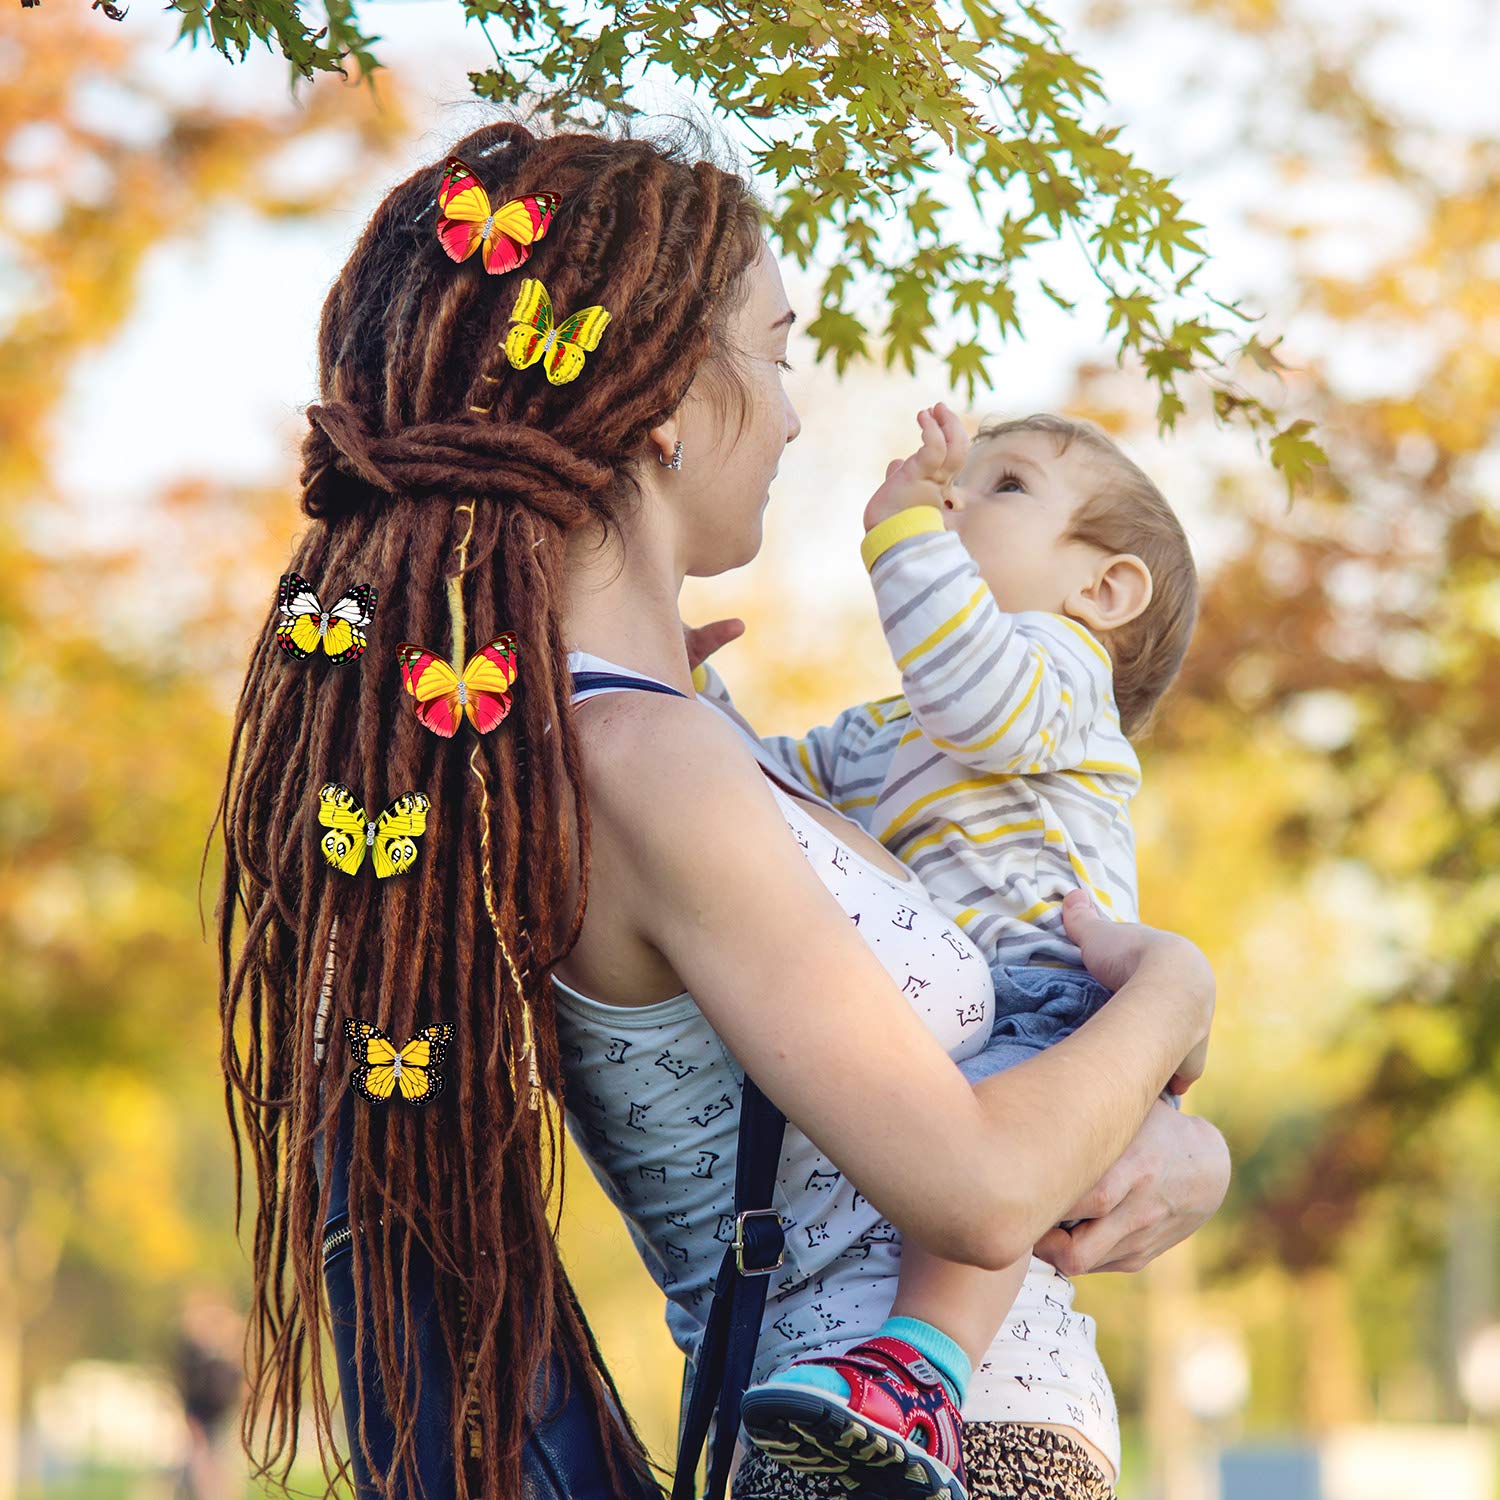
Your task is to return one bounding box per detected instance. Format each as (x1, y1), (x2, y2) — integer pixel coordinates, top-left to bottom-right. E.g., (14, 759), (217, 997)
(975, 412), (1198, 736)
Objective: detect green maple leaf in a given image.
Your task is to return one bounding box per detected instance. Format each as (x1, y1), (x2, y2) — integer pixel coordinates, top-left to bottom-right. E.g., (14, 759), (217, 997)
(1269, 419), (1329, 502)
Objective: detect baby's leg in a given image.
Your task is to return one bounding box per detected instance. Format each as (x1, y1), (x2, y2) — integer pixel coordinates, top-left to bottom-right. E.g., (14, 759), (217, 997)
(889, 1237), (1030, 1371)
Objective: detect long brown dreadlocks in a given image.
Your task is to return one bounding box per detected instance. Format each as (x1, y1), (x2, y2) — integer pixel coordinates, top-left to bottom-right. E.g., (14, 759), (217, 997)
(215, 114), (766, 1500)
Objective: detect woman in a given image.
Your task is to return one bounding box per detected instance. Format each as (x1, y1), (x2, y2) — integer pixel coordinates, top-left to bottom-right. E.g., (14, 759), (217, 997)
(218, 115), (1227, 1500)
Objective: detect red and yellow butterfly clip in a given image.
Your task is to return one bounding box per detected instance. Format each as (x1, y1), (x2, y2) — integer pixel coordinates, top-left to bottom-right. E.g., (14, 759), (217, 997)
(435, 156), (559, 277)
(276, 573), (378, 663)
(345, 1018), (454, 1106)
(504, 277), (611, 386)
(396, 632), (519, 738)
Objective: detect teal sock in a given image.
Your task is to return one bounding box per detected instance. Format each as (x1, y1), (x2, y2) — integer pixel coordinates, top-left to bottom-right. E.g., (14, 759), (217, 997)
(764, 1315), (971, 1407)
(882, 1316), (970, 1406)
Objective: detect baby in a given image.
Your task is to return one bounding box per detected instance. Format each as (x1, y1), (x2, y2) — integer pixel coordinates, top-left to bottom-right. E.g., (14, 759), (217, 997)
(694, 404), (1201, 1500)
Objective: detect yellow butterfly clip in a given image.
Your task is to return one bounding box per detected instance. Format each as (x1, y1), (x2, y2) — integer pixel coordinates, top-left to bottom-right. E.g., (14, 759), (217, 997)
(317, 784), (430, 879)
(345, 1018), (454, 1106)
(504, 276), (611, 386)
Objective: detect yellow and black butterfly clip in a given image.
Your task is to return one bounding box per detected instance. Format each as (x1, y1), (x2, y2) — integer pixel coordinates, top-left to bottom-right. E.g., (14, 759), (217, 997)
(345, 1018), (454, 1106)
(318, 784), (430, 879)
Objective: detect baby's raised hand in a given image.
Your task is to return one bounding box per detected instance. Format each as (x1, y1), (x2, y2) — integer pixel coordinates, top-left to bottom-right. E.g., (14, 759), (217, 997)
(682, 616), (745, 671)
(863, 400), (971, 533)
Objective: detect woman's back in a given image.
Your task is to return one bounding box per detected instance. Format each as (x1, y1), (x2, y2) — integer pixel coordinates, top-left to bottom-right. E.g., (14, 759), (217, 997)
(554, 656), (1122, 1470)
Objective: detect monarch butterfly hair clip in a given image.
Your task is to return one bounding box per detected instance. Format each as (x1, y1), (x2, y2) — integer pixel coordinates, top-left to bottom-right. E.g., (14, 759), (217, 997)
(345, 1017), (454, 1106)
(502, 276), (611, 387)
(276, 573), (378, 663)
(435, 156), (560, 278)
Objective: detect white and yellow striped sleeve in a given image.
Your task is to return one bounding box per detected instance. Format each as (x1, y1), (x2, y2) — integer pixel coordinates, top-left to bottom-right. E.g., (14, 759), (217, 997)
(693, 660), (873, 806)
(861, 506), (1118, 776)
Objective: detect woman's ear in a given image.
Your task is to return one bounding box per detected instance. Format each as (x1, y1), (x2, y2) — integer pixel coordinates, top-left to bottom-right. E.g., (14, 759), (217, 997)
(1066, 553), (1154, 634)
(647, 418), (681, 466)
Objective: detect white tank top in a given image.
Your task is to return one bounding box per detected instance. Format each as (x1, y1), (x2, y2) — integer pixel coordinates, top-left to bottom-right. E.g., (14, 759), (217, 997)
(555, 651), (1121, 1472)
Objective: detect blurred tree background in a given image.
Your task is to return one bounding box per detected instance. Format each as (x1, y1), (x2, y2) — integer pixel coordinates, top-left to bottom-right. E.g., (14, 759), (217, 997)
(1, 1), (1497, 1498)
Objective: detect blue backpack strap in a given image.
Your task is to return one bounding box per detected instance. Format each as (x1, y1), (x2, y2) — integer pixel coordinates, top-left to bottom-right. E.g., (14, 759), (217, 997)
(672, 1077), (787, 1500)
(571, 667), (789, 1500)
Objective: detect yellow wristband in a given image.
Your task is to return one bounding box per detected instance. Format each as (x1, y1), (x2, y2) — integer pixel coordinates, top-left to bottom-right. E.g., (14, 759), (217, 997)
(691, 661), (709, 692)
(861, 505), (947, 572)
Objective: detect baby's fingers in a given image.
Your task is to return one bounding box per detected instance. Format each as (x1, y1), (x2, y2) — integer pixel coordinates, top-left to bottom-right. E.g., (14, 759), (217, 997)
(931, 401), (971, 470)
(908, 407), (949, 477)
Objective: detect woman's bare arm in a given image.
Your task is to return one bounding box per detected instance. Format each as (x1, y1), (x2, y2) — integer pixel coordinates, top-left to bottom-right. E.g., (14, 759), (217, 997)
(583, 693), (1214, 1271)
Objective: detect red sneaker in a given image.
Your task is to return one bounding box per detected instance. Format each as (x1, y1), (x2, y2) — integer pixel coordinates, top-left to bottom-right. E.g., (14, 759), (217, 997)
(739, 1335), (968, 1499)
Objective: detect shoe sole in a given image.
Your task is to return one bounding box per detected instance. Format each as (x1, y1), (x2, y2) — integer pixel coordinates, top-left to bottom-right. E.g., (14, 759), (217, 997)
(739, 1384), (966, 1500)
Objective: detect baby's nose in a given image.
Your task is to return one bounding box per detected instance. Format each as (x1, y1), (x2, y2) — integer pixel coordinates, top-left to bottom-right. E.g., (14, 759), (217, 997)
(943, 486), (967, 515)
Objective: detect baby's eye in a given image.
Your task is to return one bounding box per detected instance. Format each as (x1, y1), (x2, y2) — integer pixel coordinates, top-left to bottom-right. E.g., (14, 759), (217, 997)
(993, 470), (1026, 493)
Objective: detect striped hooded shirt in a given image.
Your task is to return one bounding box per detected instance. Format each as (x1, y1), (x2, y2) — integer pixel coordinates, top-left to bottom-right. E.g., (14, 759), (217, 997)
(697, 505), (1141, 971)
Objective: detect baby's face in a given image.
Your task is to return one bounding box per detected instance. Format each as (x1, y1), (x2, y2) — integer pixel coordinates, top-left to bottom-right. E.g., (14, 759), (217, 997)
(942, 430), (1110, 616)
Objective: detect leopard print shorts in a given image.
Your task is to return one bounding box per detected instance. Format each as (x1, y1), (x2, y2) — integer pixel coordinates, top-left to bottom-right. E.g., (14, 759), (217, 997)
(731, 1421), (1117, 1500)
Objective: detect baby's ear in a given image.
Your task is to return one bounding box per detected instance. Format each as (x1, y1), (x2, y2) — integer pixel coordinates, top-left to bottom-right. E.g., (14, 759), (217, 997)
(1066, 553), (1153, 634)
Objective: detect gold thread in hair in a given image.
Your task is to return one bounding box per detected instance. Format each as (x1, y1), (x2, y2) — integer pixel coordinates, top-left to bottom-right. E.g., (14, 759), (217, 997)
(448, 502), (477, 667)
(449, 502), (540, 1110)
(468, 370), (502, 412)
(468, 346), (507, 414)
(470, 743), (541, 1110)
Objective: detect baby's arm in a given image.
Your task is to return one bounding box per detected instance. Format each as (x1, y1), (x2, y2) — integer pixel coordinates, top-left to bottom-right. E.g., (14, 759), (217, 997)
(863, 508), (1122, 777)
(691, 658), (876, 810)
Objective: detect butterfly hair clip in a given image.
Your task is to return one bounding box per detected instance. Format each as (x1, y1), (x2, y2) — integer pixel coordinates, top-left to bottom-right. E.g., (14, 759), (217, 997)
(345, 1017), (454, 1106)
(504, 277), (611, 386)
(276, 573), (378, 663)
(397, 632), (519, 738)
(318, 784), (430, 878)
(435, 156), (560, 277)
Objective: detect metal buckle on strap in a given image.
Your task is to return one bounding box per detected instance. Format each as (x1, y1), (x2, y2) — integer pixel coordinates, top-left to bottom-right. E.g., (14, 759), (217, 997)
(733, 1208), (786, 1276)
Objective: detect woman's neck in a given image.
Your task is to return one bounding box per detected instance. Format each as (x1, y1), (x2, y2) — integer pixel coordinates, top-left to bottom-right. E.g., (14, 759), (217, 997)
(562, 505), (696, 694)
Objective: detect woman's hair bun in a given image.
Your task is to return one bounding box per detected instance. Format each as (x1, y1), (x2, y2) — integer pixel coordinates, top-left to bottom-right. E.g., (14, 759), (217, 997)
(299, 399), (616, 527)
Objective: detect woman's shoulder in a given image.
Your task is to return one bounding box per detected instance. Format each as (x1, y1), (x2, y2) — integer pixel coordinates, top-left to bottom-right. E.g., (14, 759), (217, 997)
(574, 686), (777, 836)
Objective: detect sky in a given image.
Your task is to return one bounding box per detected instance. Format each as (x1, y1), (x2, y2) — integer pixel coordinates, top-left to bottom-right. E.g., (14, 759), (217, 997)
(11, 0), (1498, 688)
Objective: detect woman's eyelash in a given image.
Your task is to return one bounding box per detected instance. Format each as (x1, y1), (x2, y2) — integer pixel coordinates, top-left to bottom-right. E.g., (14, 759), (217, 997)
(776, 359), (795, 372)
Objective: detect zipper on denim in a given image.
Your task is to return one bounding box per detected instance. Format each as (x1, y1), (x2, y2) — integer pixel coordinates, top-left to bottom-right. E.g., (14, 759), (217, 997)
(322, 1220), (353, 1260)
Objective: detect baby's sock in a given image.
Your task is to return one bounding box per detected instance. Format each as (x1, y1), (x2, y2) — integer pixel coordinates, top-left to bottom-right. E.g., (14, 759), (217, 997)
(765, 1314), (970, 1407)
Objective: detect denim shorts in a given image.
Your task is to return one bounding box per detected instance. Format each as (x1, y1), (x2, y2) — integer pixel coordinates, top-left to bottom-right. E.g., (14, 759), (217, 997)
(957, 963), (1115, 1085)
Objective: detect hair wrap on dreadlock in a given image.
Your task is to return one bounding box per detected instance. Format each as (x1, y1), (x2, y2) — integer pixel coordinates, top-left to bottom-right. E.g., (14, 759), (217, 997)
(300, 401), (614, 527)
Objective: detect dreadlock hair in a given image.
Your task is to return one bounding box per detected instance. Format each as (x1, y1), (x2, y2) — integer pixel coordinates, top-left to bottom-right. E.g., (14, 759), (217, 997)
(215, 113), (767, 1500)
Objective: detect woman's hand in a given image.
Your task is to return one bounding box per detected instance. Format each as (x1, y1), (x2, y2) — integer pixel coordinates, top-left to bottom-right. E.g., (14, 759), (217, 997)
(1061, 888), (1214, 1092)
(1060, 888), (1213, 1005)
(1035, 890), (1226, 1273)
(1032, 1099), (1231, 1275)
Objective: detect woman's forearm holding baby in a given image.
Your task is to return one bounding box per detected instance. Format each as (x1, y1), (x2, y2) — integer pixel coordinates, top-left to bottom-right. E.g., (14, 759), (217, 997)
(965, 914), (1214, 1264)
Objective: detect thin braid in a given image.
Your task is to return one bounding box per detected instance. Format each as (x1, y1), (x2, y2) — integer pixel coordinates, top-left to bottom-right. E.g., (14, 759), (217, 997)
(217, 114), (765, 1500)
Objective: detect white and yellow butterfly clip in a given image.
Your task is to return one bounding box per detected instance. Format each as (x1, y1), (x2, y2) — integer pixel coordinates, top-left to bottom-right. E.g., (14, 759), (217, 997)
(503, 276), (611, 386)
(276, 573), (378, 663)
(317, 784), (430, 879)
(345, 1018), (454, 1106)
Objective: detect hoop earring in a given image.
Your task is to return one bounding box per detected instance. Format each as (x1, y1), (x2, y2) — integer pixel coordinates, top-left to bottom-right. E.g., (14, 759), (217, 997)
(657, 439), (683, 470)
